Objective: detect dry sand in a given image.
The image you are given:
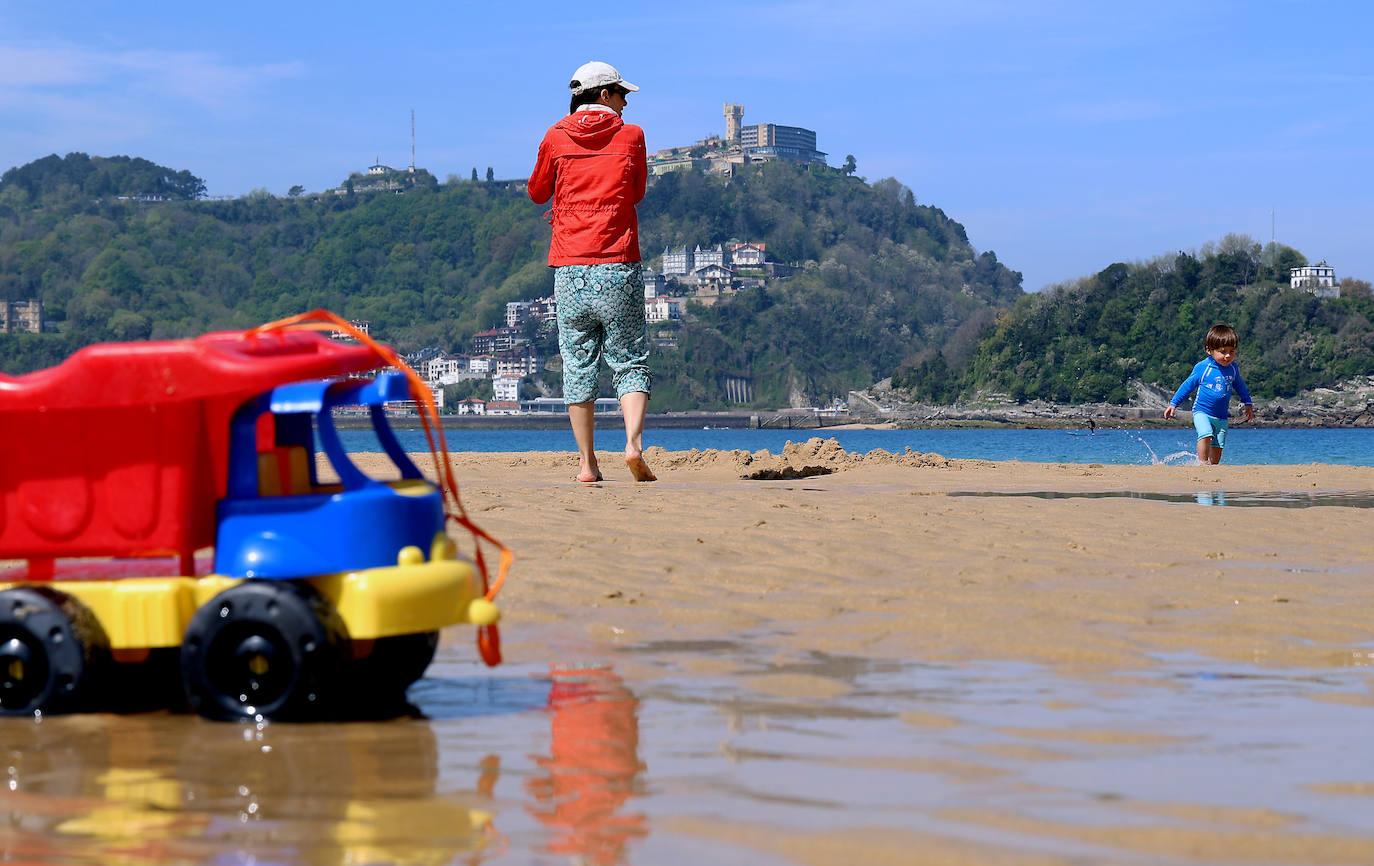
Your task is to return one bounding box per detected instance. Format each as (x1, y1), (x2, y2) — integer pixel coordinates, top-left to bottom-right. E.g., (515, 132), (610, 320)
(408, 439), (1374, 673)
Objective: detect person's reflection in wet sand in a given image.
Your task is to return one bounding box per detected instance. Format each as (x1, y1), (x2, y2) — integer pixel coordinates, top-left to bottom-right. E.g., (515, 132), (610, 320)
(526, 664), (647, 864)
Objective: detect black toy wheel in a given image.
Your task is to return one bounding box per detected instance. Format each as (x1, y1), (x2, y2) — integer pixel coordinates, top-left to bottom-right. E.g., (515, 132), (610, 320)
(0, 586), (109, 716)
(180, 581), (348, 722)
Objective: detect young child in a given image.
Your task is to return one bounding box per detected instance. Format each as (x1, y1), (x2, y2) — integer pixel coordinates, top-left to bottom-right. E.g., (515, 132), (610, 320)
(1164, 323), (1256, 464)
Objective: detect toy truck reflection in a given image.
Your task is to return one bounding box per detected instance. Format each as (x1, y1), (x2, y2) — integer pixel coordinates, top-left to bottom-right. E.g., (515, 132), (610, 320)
(0, 329), (498, 721)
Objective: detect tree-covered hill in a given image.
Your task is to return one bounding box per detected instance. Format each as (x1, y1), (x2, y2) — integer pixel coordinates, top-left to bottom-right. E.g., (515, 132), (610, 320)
(894, 235), (1374, 404)
(6, 154), (1370, 412)
(0, 154), (1022, 410)
(638, 165), (1023, 407)
(0, 153), (206, 203)
(0, 161), (554, 368)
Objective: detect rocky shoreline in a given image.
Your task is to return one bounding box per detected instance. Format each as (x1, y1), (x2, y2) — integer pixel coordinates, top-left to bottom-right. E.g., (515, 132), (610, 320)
(840, 375), (1374, 429)
(369, 377), (1374, 430)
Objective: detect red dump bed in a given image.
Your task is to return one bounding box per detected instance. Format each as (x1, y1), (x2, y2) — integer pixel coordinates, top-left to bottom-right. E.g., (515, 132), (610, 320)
(0, 330), (383, 572)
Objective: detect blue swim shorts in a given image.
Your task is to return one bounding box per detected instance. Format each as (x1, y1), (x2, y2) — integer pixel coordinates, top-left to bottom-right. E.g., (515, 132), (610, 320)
(553, 262), (652, 404)
(1192, 411), (1229, 449)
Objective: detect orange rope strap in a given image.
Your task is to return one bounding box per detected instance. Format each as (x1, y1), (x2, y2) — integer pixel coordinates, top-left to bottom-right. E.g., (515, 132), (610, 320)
(247, 309), (512, 666)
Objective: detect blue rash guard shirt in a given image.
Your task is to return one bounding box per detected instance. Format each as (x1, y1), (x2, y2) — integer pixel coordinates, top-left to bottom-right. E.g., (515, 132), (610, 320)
(1169, 357), (1253, 419)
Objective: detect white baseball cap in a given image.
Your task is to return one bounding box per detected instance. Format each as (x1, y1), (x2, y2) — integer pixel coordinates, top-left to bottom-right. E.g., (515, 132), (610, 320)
(569, 61), (639, 96)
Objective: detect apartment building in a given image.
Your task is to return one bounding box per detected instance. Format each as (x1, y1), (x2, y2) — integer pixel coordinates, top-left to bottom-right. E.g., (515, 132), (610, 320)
(470, 326), (521, 354)
(505, 297), (557, 329)
(0, 300), (42, 334)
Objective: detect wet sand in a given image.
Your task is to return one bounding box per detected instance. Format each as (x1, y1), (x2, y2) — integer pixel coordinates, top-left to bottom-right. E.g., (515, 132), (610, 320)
(4, 441), (1373, 865)
(435, 442), (1374, 864)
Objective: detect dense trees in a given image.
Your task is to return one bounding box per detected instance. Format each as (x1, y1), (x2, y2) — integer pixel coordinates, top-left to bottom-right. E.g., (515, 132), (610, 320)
(638, 163), (1022, 407)
(897, 239), (1374, 403)
(0, 153), (206, 205)
(0, 156), (1020, 410)
(13, 153), (1366, 411)
(0, 169), (550, 371)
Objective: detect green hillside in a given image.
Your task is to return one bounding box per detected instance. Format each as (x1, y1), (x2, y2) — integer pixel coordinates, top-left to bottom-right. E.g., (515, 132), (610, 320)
(895, 236), (1374, 404)
(0, 154), (1021, 410)
(639, 166), (1023, 407)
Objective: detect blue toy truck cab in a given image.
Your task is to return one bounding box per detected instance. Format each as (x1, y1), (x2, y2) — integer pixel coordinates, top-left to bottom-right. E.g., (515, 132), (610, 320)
(218, 372), (442, 579)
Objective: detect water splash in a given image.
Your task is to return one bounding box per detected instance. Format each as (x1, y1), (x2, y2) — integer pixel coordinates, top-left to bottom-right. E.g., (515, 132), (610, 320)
(1130, 435), (1197, 466)
(1159, 450), (1198, 465)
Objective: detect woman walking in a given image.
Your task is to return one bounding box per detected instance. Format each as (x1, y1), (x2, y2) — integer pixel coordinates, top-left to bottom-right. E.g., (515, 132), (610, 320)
(528, 61), (655, 483)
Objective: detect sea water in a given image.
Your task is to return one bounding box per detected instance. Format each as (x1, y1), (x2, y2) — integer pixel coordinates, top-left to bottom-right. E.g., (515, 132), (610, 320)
(338, 426), (1374, 466)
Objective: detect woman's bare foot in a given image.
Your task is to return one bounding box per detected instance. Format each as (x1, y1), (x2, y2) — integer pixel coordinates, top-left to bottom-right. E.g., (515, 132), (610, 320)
(577, 460), (603, 483)
(625, 451), (656, 482)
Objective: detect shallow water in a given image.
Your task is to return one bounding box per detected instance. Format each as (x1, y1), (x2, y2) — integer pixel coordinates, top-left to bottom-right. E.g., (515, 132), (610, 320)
(340, 426), (1374, 466)
(949, 490), (1374, 508)
(6, 632), (1373, 864)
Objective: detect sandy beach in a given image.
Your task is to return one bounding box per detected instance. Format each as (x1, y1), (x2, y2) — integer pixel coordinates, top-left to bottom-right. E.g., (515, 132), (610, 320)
(414, 440), (1374, 864)
(432, 440), (1374, 672)
(5, 442), (1372, 866)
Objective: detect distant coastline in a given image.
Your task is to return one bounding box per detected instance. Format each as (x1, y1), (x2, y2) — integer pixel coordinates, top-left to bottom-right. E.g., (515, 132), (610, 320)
(338, 376), (1374, 432)
(356, 403), (1373, 432)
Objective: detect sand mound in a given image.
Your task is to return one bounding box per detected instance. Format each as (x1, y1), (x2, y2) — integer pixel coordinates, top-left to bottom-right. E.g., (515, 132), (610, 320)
(645, 437), (971, 479)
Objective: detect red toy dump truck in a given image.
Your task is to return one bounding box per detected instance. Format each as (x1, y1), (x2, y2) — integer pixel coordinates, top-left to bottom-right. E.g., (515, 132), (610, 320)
(0, 314), (506, 720)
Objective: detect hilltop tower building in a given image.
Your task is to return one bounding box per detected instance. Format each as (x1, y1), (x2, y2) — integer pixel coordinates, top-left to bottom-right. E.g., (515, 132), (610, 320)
(724, 102), (744, 146)
(647, 102), (828, 174)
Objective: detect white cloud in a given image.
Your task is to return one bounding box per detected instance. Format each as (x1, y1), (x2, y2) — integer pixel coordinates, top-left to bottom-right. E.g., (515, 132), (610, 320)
(112, 50), (304, 105)
(0, 45), (105, 87)
(0, 38), (304, 177)
(0, 40), (303, 108)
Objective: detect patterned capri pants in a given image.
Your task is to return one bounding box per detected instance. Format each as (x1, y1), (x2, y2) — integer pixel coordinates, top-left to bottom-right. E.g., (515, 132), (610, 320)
(553, 262), (653, 404)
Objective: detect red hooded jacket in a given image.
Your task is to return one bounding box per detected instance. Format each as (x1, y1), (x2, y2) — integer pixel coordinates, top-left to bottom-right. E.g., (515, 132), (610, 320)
(528, 109), (647, 266)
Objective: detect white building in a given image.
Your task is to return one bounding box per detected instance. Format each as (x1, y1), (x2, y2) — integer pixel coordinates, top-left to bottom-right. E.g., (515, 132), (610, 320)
(492, 374), (522, 403)
(646, 297), (684, 323)
(425, 352), (486, 385)
(505, 297), (557, 328)
(1291, 259), (1339, 298)
(494, 348), (541, 378)
(505, 301), (533, 328)
(730, 242), (767, 267)
(662, 246), (693, 276)
(521, 397), (621, 414)
(642, 269), (667, 298)
(328, 318), (371, 341)
(694, 244), (725, 269)
(0, 299), (43, 334)
(694, 263), (735, 291)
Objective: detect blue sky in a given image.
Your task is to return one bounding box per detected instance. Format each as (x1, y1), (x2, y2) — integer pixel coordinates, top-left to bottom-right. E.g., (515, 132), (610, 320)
(2, 1), (1370, 292)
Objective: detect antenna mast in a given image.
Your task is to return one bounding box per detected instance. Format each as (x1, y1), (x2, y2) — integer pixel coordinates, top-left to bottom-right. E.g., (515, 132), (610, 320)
(410, 109), (416, 171)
